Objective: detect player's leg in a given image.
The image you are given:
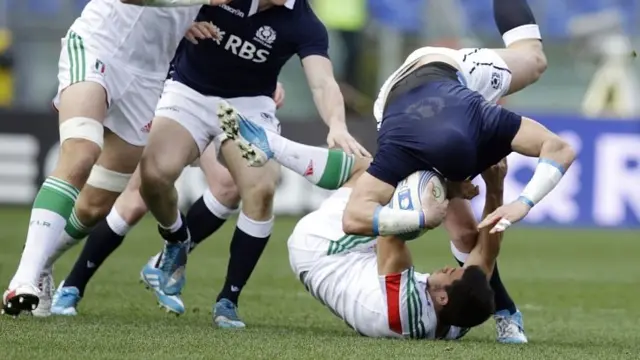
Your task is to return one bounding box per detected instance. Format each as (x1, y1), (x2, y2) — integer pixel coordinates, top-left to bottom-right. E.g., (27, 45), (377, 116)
(52, 168), (147, 316)
(3, 33), (108, 315)
(218, 101), (370, 190)
(185, 145), (240, 253)
(142, 146), (239, 315)
(445, 199), (527, 344)
(138, 79), (215, 296)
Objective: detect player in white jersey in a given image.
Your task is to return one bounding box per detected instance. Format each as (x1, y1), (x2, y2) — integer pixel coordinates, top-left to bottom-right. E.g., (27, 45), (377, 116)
(217, 102), (507, 338)
(1, 0), (209, 316)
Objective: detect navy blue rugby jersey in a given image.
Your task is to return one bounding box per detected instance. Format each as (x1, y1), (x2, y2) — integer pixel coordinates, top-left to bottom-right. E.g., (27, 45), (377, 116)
(171, 0), (329, 98)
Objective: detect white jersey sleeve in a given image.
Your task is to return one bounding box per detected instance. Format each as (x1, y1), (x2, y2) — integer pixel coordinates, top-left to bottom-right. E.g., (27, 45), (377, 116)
(378, 267), (437, 339)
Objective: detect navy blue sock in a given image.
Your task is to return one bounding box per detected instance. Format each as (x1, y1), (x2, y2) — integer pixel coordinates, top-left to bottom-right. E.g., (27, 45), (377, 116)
(186, 196), (228, 253)
(493, 0), (537, 35)
(217, 225), (270, 306)
(455, 258), (516, 315)
(64, 220), (125, 297)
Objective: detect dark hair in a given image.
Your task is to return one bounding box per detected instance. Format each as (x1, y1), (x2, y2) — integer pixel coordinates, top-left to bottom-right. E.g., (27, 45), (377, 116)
(438, 265), (495, 328)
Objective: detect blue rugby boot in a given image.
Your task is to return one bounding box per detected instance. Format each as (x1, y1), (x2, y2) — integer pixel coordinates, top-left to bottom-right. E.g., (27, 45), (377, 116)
(156, 214), (190, 296)
(156, 290), (185, 316)
(141, 254), (185, 315)
(213, 298), (246, 329)
(218, 100), (273, 167)
(495, 309), (528, 344)
(50, 282), (81, 316)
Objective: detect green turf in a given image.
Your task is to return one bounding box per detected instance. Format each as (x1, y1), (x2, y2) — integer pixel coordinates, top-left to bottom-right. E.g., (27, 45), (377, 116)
(0, 207), (638, 360)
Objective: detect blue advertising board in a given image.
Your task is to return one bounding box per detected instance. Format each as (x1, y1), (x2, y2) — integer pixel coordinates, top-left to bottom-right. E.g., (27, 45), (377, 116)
(468, 115), (640, 228)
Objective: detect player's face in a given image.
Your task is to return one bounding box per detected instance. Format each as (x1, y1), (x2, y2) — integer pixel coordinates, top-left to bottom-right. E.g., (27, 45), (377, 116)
(429, 266), (465, 288)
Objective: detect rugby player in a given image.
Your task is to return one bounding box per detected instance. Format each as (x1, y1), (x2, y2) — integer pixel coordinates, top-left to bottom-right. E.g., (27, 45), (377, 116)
(50, 84), (285, 318)
(341, 0), (575, 243)
(1, 0), (214, 316)
(54, 0), (367, 328)
(219, 104), (508, 339)
(215, 101), (523, 342)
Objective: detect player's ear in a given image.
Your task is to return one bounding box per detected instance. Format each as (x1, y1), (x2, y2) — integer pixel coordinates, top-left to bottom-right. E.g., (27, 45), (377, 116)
(433, 288), (449, 306)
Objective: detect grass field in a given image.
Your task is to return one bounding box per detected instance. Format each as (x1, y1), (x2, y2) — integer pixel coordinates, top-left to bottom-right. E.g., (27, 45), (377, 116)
(0, 207), (639, 360)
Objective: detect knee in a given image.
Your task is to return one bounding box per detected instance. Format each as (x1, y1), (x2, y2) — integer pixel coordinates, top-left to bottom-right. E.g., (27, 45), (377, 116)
(75, 191), (115, 226)
(139, 153), (174, 195)
(208, 173), (240, 208)
(450, 227), (478, 254)
(114, 190), (148, 225)
(526, 42), (548, 83)
(240, 179), (276, 216)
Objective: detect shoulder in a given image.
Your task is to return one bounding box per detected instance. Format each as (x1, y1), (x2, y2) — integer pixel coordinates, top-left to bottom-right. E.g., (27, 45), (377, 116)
(292, 0), (328, 36)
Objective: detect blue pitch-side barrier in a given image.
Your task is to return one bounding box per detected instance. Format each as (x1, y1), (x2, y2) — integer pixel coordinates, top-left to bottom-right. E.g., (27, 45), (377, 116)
(468, 115), (640, 228)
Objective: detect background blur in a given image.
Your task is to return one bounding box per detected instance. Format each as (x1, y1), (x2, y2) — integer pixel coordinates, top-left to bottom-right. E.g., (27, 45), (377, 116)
(0, 0), (638, 228)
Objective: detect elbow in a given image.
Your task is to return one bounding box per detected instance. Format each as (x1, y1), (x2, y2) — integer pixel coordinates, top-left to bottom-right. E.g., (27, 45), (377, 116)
(342, 206), (370, 235)
(547, 136), (576, 170)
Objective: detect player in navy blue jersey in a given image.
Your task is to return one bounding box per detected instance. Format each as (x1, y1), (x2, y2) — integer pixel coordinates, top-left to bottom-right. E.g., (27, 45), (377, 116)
(118, 0), (368, 328)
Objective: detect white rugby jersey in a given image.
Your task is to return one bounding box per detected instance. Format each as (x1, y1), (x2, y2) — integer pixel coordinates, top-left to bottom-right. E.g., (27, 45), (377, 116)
(373, 46), (511, 128)
(292, 188), (441, 339)
(69, 0), (200, 78)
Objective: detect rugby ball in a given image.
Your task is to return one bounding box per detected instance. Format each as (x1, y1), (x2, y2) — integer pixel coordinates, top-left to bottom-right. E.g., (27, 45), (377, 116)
(386, 170), (447, 241)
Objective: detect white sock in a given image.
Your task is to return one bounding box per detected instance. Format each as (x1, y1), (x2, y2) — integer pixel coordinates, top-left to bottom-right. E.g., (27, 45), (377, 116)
(106, 208), (133, 236)
(264, 131), (355, 189)
(450, 241), (470, 264)
(159, 209), (183, 233)
(43, 229), (86, 270)
(10, 209), (67, 288)
(237, 211), (274, 238)
(203, 189), (236, 219)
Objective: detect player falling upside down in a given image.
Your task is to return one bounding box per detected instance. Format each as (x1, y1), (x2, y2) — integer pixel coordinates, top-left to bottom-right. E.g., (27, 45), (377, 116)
(51, 0), (368, 328)
(219, 101), (508, 339)
(1, 0), (221, 316)
(342, 0), (576, 241)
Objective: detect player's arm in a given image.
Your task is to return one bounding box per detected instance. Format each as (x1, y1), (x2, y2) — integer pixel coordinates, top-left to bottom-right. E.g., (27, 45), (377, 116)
(478, 117), (576, 232)
(120, 0), (228, 7)
(298, 16), (370, 157)
(464, 161), (507, 278)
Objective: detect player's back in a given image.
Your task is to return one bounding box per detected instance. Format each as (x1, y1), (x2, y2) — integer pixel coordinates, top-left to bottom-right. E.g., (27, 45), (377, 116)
(70, 0), (199, 78)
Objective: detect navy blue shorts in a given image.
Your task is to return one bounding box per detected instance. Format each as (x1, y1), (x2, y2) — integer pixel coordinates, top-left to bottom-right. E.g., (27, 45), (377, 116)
(368, 68), (522, 185)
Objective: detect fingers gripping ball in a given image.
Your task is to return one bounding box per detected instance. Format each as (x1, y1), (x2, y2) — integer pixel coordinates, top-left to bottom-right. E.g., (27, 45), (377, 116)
(386, 170), (447, 241)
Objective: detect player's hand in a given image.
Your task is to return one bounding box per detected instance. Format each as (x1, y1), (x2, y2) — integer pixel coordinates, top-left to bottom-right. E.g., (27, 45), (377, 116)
(446, 181), (479, 200)
(421, 182), (449, 229)
(478, 200), (531, 234)
(185, 21), (219, 45)
(273, 82), (285, 109)
(327, 124), (371, 158)
(481, 158), (507, 192)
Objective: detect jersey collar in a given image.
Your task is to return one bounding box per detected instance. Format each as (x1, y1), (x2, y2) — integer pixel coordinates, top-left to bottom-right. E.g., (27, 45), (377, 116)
(248, 0), (296, 16)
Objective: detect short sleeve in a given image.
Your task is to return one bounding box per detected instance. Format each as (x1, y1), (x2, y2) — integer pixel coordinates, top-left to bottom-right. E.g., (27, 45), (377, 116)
(475, 100), (522, 174)
(295, 10), (329, 59)
(378, 267), (428, 339)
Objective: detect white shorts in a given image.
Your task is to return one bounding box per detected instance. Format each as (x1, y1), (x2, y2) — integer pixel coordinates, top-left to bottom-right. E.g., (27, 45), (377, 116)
(453, 48), (512, 103)
(53, 31), (164, 146)
(155, 79), (282, 154)
(288, 188), (376, 277)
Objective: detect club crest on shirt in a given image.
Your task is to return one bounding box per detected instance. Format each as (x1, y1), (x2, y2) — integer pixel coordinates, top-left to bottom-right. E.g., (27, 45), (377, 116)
(490, 72), (503, 90)
(255, 26), (276, 48)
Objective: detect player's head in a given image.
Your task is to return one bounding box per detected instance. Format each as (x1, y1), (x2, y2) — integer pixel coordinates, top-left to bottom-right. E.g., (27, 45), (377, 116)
(428, 265), (495, 328)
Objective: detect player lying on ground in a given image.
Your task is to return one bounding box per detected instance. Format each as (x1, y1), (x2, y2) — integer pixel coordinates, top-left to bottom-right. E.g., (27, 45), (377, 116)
(50, 84), (284, 320)
(51, 0), (369, 329)
(221, 107), (509, 338)
(218, 101), (526, 343)
(341, 0), (575, 239)
(1, 0), (208, 317)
